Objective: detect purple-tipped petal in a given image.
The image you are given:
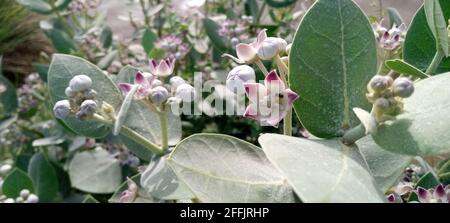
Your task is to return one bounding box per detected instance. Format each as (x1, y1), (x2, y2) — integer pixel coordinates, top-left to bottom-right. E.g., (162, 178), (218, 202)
(264, 70), (285, 91)
(243, 105), (258, 119)
(416, 187), (431, 203)
(118, 83), (133, 94)
(135, 71), (145, 85)
(158, 60), (171, 76)
(434, 184), (446, 200)
(243, 83), (267, 102)
(386, 194), (396, 203)
(236, 43), (257, 62)
(265, 113), (284, 128)
(149, 59), (158, 74)
(285, 89), (299, 105)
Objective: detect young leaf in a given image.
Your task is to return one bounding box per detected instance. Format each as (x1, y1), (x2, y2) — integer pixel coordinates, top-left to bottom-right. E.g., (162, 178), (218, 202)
(373, 72), (450, 156)
(28, 153), (59, 202)
(48, 54), (123, 138)
(404, 0), (450, 74)
(44, 28), (77, 54)
(113, 84), (138, 136)
(167, 134), (296, 202)
(289, 0), (377, 138)
(424, 0), (449, 56)
(259, 134), (386, 203)
(385, 59), (429, 79)
(142, 29), (157, 54)
(100, 26), (113, 49)
(2, 168), (34, 198)
(203, 18), (228, 53)
(387, 7), (404, 27)
(69, 149), (122, 194)
(353, 108), (377, 134)
(357, 136), (413, 192)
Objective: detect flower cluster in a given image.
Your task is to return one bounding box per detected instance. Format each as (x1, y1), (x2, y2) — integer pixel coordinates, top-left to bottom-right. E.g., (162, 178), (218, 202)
(215, 16), (252, 48)
(154, 35), (190, 60)
(118, 58), (195, 107)
(225, 30), (298, 127)
(67, 0), (102, 16)
(0, 189), (39, 203)
(372, 19), (406, 50)
(53, 75), (98, 120)
(415, 184), (450, 203)
(17, 73), (44, 114)
(366, 75), (414, 122)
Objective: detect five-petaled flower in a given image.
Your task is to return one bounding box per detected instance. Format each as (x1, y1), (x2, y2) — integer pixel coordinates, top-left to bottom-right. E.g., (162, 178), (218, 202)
(415, 184), (450, 203)
(118, 71), (155, 100)
(243, 70), (299, 127)
(372, 19), (406, 50)
(149, 58), (175, 77)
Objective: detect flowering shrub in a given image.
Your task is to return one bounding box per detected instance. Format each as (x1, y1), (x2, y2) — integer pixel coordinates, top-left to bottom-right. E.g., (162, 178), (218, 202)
(1, 0), (450, 203)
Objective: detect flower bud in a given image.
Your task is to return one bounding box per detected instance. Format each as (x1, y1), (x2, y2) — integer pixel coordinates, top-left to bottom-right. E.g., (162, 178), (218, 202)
(374, 97), (390, 110)
(257, 40), (280, 60)
(170, 76), (186, 89)
(176, 83), (195, 102)
(20, 189), (30, 199)
(150, 86), (169, 104)
(0, 164), (12, 175)
(266, 37), (287, 53)
(152, 79), (163, 87)
(84, 89), (97, 100)
(369, 75), (392, 92)
(69, 74), (92, 92)
(3, 198), (15, 203)
(226, 65), (256, 93)
(25, 194), (39, 203)
(15, 197), (24, 203)
(65, 87), (75, 97)
(53, 100), (71, 119)
(393, 77), (414, 98)
(80, 100), (97, 116)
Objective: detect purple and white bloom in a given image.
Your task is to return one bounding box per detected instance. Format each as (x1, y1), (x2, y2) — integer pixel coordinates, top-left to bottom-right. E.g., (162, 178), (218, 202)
(373, 20), (406, 50)
(118, 71), (155, 100)
(226, 65), (256, 93)
(225, 29), (267, 64)
(415, 184), (450, 203)
(120, 177), (138, 203)
(149, 58), (175, 77)
(386, 193), (402, 203)
(243, 70), (299, 127)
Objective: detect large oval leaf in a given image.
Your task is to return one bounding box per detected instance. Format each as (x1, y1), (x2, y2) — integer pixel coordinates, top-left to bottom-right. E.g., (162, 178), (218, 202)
(357, 136), (413, 192)
(289, 0), (377, 138)
(167, 134), (296, 203)
(259, 134), (386, 203)
(28, 153), (59, 202)
(373, 72), (450, 156)
(68, 149), (122, 194)
(48, 54), (123, 138)
(404, 0), (450, 74)
(2, 168), (34, 198)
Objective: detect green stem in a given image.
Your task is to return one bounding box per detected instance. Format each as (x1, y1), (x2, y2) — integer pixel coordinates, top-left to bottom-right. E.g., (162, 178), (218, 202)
(92, 113), (163, 155)
(49, 0), (74, 37)
(283, 110), (293, 136)
(426, 49), (445, 75)
(342, 124), (366, 145)
(158, 111), (169, 152)
(274, 55), (293, 136)
(377, 50), (387, 74)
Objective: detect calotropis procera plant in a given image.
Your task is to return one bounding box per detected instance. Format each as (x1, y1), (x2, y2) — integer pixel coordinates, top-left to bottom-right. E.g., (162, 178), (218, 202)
(44, 0), (450, 203)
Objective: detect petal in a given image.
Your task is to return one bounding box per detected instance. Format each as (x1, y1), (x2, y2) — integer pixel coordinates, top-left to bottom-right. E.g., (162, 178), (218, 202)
(134, 71), (145, 85)
(236, 43), (257, 62)
(434, 184), (446, 200)
(285, 89), (299, 105)
(386, 194), (396, 203)
(265, 111), (285, 128)
(256, 29), (267, 46)
(118, 83), (133, 94)
(264, 70), (285, 92)
(149, 59), (158, 74)
(158, 60), (171, 76)
(243, 83), (267, 102)
(243, 104), (258, 119)
(416, 187), (431, 203)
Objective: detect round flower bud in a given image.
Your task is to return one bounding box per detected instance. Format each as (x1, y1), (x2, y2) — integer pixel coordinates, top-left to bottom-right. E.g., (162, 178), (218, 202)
(80, 100), (97, 116)
(0, 164), (12, 175)
(4, 198), (15, 203)
(84, 89), (97, 100)
(393, 77), (414, 98)
(53, 100), (71, 119)
(25, 194), (39, 203)
(69, 74), (92, 92)
(152, 79), (163, 87)
(226, 65), (256, 93)
(257, 40), (279, 60)
(176, 83), (195, 102)
(374, 97), (390, 110)
(20, 189), (30, 199)
(170, 76), (186, 89)
(150, 86), (169, 104)
(265, 37), (287, 53)
(369, 75), (392, 92)
(65, 87), (75, 97)
(15, 197), (24, 203)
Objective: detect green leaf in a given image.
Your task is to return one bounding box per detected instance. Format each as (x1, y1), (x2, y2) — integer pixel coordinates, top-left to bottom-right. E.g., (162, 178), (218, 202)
(259, 134), (386, 203)
(48, 54), (123, 138)
(68, 148), (122, 194)
(265, 0), (297, 8)
(32, 136), (65, 147)
(100, 26), (113, 49)
(32, 63), (49, 82)
(387, 7), (404, 27)
(115, 66), (182, 146)
(82, 195), (99, 203)
(244, 0), (259, 22)
(28, 153), (59, 202)
(203, 18), (228, 53)
(289, 0), (377, 138)
(168, 134), (296, 203)
(2, 168), (34, 198)
(97, 50), (117, 70)
(0, 115), (17, 131)
(357, 136), (413, 192)
(16, 0), (72, 14)
(439, 172), (450, 185)
(424, 0), (449, 56)
(113, 85), (138, 136)
(142, 29), (157, 54)
(140, 156), (194, 200)
(44, 28), (77, 54)
(373, 72), (450, 156)
(404, 0), (450, 74)
(0, 74), (18, 116)
(119, 135), (154, 161)
(385, 59), (429, 79)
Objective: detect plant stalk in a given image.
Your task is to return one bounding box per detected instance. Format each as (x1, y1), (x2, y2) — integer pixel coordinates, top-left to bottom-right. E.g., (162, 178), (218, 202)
(158, 111), (169, 152)
(275, 55), (293, 136)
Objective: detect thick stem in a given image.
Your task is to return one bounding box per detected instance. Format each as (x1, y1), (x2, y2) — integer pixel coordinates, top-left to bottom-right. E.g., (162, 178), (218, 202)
(255, 59), (269, 75)
(342, 124), (366, 145)
(158, 111), (169, 152)
(92, 114), (163, 155)
(283, 109), (293, 136)
(426, 49), (445, 75)
(274, 55), (293, 136)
